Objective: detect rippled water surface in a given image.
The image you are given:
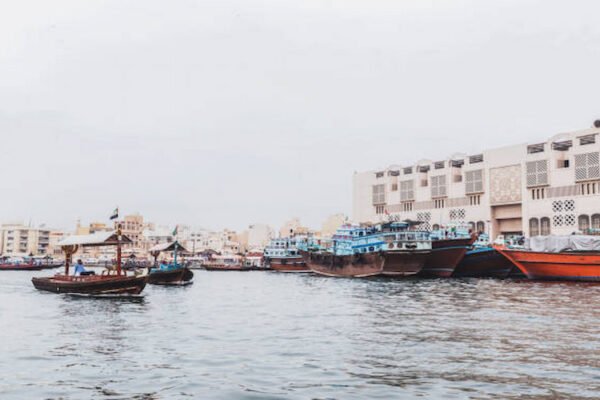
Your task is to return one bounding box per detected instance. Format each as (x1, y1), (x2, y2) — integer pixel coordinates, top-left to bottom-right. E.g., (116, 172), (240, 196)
(1, 270), (599, 399)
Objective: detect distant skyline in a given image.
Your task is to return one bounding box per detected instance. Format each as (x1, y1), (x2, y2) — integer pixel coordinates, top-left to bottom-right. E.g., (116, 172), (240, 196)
(1, 0), (599, 231)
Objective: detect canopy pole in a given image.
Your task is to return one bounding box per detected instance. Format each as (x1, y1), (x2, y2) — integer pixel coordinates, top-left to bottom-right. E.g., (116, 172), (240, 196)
(173, 242), (178, 266)
(116, 224), (122, 276)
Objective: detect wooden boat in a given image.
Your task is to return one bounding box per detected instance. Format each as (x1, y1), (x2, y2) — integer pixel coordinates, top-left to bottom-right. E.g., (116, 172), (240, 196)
(301, 250), (383, 277)
(264, 238), (310, 273)
(418, 235), (477, 278)
(495, 237), (600, 281)
(381, 228), (432, 277)
(204, 264), (250, 271)
(32, 229), (147, 295)
(453, 246), (516, 278)
(148, 241), (194, 285)
(203, 254), (251, 271)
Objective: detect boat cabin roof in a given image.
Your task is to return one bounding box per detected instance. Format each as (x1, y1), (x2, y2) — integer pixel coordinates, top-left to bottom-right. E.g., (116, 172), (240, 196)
(148, 241), (189, 253)
(59, 231), (133, 248)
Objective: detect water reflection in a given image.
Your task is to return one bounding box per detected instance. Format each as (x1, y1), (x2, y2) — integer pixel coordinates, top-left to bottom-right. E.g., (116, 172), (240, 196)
(1, 271), (599, 399)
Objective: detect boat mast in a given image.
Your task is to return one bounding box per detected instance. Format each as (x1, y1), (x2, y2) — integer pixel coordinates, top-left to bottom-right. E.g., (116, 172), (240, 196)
(116, 224), (122, 276)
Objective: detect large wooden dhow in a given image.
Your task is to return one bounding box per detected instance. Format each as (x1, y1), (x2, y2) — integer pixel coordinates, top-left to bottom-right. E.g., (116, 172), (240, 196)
(264, 237), (310, 273)
(381, 227), (432, 277)
(147, 241), (194, 285)
(300, 224), (385, 278)
(31, 230), (147, 295)
(495, 235), (600, 281)
(418, 234), (477, 278)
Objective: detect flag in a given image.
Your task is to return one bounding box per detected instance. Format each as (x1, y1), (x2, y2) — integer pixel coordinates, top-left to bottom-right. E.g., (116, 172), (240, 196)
(172, 225), (178, 236)
(110, 207), (119, 220)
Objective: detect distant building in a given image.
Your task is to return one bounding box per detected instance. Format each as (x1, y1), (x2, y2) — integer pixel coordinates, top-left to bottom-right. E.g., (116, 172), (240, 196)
(320, 214), (347, 237)
(353, 122), (600, 239)
(114, 213), (145, 250)
(246, 223), (273, 249)
(0, 223), (51, 256)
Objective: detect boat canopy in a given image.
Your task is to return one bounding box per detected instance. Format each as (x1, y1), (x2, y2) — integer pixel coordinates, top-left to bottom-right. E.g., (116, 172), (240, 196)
(59, 231), (133, 248)
(526, 235), (600, 252)
(148, 241), (188, 253)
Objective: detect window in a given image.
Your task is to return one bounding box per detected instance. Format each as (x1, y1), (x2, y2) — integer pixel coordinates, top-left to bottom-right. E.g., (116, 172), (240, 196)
(375, 205), (385, 214)
(372, 184), (385, 205)
(400, 180), (415, 201)
(434, 199), (445, 209)
(529, 218), (540, 236)
(476, 221), (485, 233)
(402, 202), (413, 212)
(592, 214), (600, 230)
(575, 152), (600, 181)
(527, 143), (545, 154)
(526, 160), (549, 187)
(531, 188), (546, 200)
(375, 171), (384, 178)
(432, 224), (440, 231)
(469, 154), (483, 164)
(579, 181), (598, 195)
(469, 195), (481, 205)
(431, 175), (447, 198)
(465, 169), (484, 194)
(403, 167), (413, 175)
(557, 159), (570, 168)
(391, 183), (398, 191)
(388, 170), (400, 176)
(552, 140), (572, 151)
(578, 215), (590, 231)
(540, 217), (551, 235)
(579, 134), (596, 146)
(434, 161), (445, 169)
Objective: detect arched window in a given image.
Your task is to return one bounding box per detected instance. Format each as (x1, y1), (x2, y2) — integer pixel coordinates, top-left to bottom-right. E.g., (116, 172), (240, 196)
(468, 221), (475, 231)
(540, 217), (551, 236)
(476, 221), (485, 233)
(529, 218), (540, 236)
(578, 215), (590, 232)
(592, 214), (600, 230)
(432, 224), (440, 231)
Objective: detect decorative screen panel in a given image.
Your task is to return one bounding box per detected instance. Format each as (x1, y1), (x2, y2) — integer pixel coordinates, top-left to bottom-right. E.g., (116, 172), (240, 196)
(490, 165), (522, 205)
(372, 184), (385, 205)
(431, 175), (447, 198)
(400, 180), (415, 201)
(526, 160), (548, 187)
(575, 152), (600, 181)
(465, 169), (484, 194)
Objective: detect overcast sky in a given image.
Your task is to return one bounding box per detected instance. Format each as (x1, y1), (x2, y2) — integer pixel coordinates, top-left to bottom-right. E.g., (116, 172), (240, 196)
(1, 0), (599, 232)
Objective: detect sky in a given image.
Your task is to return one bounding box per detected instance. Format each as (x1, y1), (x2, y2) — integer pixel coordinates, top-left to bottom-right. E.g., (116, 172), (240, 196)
(1, 0), (599, 232)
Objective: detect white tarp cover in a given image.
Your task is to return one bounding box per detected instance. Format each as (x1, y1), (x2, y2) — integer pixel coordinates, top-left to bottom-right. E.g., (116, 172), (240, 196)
(527, 235), (600, 252)
(58, 231), (133, 247)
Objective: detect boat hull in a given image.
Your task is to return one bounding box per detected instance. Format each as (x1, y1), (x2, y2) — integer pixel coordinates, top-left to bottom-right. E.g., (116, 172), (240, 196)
(382, 250), (430, 276)
(269, 257), (310, 273)
(301, 250), (383, 277)
(453, 247), (515, 278)
(204, 265), (249, 271)
(32, 274), (147, 295)
(495, 248), (600, 281)
(148, 267), (194, 285)
(0, 262), (63, 271)
(418, 236), (476, 278)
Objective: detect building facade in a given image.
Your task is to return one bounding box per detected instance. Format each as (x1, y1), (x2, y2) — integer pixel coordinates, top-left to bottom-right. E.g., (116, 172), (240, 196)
(0, 223), (51, 256)
(353, 123), (600, 239)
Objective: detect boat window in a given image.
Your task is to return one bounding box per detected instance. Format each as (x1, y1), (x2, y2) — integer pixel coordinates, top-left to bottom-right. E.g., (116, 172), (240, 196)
(369, 246), (374, 252)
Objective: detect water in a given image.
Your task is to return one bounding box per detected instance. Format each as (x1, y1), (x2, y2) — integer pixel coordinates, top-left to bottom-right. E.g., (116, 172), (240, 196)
(1, 270), (599, 399)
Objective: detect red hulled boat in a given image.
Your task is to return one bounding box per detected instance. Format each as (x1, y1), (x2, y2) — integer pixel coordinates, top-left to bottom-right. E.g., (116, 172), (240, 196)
(495, 235), (600, 281)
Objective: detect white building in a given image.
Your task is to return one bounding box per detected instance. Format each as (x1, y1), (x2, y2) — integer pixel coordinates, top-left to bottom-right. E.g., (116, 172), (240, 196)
(0, 223), (51, 256)
(246, 223), (273, 249)
(353, 122), (600, 239)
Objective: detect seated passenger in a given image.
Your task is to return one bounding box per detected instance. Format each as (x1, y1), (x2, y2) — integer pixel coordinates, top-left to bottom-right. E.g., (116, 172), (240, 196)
(74, 259), (87, 276)
(159, 260), (169, 270)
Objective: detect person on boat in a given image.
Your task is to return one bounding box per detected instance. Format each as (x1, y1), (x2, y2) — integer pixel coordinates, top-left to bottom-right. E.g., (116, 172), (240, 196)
(159, 260), (169, 270)
(74, 259), (87, 276)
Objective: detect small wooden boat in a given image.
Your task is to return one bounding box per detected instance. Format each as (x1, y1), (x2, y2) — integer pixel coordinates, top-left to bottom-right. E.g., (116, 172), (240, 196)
(495, 235), (600, 281)
(147, 241), (194, 285)
(32, 229), (147, 296)
(203, 254), (251, 271)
